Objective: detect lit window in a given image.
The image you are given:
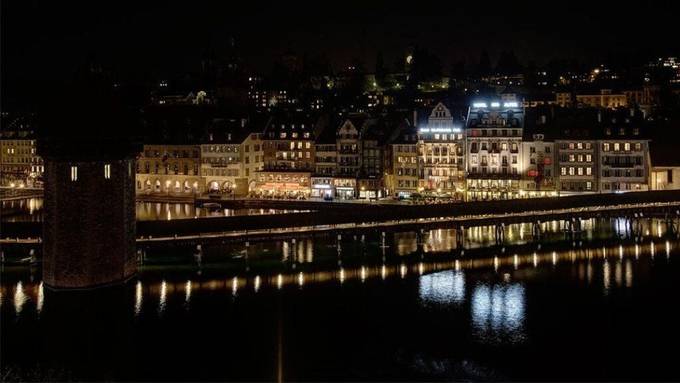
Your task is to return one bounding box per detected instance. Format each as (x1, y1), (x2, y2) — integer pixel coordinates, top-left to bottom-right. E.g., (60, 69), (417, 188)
(586, 167), (592, 175)
(104, 164), (111, 179)
(614, 143), (620, 151)
(624, 143), (630, 151)
(603, 143), (610, 151)
(569, 167), (575, 176)
(70, 166), (78, 181)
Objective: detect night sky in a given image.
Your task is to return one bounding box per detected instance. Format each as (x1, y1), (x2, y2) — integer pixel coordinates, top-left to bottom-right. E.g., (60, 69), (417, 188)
(2, 0), (679, 106)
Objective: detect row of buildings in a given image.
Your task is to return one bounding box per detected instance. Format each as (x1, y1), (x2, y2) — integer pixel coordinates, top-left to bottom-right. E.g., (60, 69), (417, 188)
(131, 102), (671, 201)
(2, 102), (678, 200)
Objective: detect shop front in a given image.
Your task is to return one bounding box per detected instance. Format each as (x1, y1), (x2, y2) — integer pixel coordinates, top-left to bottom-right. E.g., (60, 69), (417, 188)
(311, 176), (334, 199)
(333, 177), (356, 200)
(254, 171), (311, 199)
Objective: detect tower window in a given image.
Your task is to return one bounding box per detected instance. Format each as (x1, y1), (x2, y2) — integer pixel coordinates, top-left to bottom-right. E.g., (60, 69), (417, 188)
(70, 166), (78, 181)
(104, 164), (111, 179)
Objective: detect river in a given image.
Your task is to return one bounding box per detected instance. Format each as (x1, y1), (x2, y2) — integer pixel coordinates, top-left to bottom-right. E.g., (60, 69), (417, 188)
(1, 217), (679, 380)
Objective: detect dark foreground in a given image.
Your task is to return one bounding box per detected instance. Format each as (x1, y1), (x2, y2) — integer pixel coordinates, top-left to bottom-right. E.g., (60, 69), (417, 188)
(2, 247), (679, 380)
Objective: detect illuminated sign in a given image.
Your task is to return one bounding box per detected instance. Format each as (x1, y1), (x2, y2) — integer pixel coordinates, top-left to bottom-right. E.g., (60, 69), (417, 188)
(418, 127), (462, 133)
(472, 102), (487, 108)
(490, 102), (501, 107)
(504, 102), (519, 108)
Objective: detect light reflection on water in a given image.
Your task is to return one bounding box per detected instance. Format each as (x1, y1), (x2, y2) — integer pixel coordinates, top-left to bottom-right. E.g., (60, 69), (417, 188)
(419, 270), (465, 305)
(4, 239), (673, 320)
(1, 198), (306, 222)
(471, 282), (526, 343)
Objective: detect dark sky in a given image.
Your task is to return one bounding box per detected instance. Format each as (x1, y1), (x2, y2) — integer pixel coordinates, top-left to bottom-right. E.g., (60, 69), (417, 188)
(2, 0), (679, 105)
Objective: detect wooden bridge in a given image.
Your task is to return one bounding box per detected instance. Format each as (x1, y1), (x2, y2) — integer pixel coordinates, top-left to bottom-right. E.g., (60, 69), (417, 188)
(3, 190), (680, 247)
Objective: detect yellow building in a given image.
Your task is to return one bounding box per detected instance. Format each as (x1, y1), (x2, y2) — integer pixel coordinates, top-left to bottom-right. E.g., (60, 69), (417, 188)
(576, 89), (627, 109)
(136, 144), (203, 196)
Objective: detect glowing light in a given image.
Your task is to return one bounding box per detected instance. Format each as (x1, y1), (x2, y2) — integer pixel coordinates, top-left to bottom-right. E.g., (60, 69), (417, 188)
(619, 245), (624, 259)
(14, 281), (27, 315)
(650, 241), (655, 256)
(471, 283), (526, 341)
(418, 263), (424, 275)
(400, 264), (407, 278)
(298, 272), (304, 287)
(513, 254), (519, 270)
(36, 282), (44, 314)
(472, 102), (487, 108)
(159, 280), (167, 312)
(231, 277), (238, 296)
(490, 102), (500, 108)
(418, 126), (461, 133)
(185, 280), (192, 303)
(419, 270), (466, 304)
(666, 241), (671, 257)
(254, 276), (261, 292)
(552, 251), (557, 265)
(635, 244), (639, 259)
(493, 256), (499, 271)
(277, 274), (283, 290)
(381, 265), (387, 280)
(135, 281), (142, 316)
(503, 102), (519, 108)
(339, 268), (345, 284)
(532, 252), (538, 267)
(360, 266), (367, 282)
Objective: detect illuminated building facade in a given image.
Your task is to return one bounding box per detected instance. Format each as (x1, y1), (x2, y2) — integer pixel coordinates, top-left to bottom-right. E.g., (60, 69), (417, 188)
(520, 133), (556, 197)
(336, 119), (362, 178)
(576, 89), (627, 109)
(262, 115), (316, 171)
(597, 111), (650, 193)
(417, 102), (465, 199)
(385, 124), (419, 198)
(0, 115), (43, 187)
(135, 144), (203, 196)
(465, 101), (524, 200)
(253, 170), (311, 198)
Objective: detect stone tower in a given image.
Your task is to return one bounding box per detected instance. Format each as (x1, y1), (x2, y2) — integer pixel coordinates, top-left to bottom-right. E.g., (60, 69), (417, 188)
(38, 68), (142, 288)
(40, 141), (139, 288)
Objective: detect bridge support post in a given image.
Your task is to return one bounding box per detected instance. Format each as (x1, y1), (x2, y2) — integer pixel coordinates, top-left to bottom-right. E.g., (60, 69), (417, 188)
(532, 220), (542, 239)
(456, 226), (465, 250)
(495, 223), (505, 245)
